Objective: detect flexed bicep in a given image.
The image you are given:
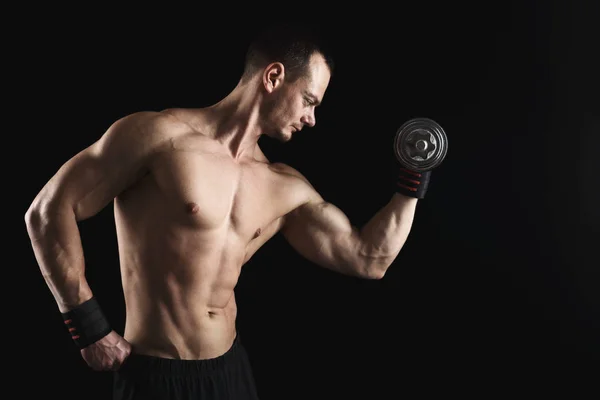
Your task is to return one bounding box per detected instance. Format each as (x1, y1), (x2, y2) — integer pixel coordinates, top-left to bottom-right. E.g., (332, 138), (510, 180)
(281, 199), (369, 277)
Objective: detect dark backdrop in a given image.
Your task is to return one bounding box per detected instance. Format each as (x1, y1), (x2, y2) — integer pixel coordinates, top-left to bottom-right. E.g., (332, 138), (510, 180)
(16, 2), (599, 399)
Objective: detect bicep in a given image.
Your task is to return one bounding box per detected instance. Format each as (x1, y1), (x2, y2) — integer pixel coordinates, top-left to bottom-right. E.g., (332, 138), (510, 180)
(33, 112), (164, 220)
(43, 145), (143, 220)
(281, 200), (364, 275)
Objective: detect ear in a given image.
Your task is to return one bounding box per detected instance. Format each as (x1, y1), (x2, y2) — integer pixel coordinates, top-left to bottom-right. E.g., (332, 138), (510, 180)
(262, 62), (285, 93)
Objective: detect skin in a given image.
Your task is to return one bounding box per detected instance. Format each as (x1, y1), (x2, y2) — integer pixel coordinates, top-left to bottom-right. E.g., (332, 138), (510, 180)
(25, 53), (418, 371)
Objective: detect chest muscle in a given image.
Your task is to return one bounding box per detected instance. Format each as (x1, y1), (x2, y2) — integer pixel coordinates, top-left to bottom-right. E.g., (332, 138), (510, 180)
(151, 151), (299, 240)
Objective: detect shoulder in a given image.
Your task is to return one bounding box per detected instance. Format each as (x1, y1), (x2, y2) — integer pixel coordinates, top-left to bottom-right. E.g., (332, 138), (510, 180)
(111, 110), (189, 136)
(98, 110), (191, 154)
(268, 162), (323, 206)
(268, 162), (307, 181)
(250, 146), (318, 198)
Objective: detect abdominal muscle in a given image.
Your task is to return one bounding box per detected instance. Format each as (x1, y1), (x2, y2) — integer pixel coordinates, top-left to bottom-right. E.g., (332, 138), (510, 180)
(116, 209), (247, 361)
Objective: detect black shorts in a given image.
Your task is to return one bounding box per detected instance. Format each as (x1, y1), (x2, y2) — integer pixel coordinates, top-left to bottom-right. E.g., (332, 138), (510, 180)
(112, 334), (260, 400)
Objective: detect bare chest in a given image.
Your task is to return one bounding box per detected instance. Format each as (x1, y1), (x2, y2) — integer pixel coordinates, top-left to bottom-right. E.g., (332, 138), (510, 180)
(150, 150), (302, 239)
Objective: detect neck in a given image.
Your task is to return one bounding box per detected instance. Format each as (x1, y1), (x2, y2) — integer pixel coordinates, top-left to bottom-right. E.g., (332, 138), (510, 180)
(205, 78), (266, 162)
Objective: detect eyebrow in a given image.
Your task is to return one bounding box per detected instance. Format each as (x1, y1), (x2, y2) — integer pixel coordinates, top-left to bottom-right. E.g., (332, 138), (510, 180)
(304, 92), (321, 106)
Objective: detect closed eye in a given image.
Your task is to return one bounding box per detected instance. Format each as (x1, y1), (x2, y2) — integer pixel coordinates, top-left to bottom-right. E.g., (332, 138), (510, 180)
(303, 92), (321, 107)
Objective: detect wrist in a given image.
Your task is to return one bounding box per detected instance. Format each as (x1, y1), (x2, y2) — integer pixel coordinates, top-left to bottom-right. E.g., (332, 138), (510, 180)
(61, 296), (112, 348)
(394, 166), (431, 199)
(54, 278), (93, 313)
(57, 290), (93, 314)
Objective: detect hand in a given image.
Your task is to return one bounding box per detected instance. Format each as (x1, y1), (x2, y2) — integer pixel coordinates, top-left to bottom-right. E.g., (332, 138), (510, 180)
(80, 330), (132, 371)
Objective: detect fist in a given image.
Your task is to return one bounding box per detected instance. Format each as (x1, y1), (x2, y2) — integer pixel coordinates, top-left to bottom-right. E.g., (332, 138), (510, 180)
(81, 330), (132, 371)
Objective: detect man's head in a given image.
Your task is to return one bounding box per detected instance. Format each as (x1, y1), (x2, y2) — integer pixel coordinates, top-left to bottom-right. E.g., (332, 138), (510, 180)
(242, 23), (335, 142)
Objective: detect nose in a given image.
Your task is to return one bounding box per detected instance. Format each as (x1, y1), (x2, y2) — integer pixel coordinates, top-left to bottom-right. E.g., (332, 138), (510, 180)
(301, 110), (316, 128)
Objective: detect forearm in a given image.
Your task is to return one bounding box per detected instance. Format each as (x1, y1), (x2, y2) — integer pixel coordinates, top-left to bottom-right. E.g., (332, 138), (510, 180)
(25, 205), (93, 313)
(357, 193), (418, 275)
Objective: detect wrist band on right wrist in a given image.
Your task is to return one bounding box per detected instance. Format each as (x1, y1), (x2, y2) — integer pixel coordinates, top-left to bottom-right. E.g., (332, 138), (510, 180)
(61, 297), (111, 348)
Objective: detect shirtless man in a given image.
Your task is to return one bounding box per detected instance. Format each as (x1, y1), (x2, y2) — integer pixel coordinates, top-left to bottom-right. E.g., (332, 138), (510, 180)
(25, 23), (432, 399)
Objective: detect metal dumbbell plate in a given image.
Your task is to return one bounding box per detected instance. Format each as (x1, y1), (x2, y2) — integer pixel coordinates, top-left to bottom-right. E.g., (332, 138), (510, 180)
(394, 118), (448, 172)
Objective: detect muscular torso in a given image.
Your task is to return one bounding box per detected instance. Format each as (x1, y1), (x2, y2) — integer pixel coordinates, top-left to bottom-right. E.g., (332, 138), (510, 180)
(113, 110), (309, 359)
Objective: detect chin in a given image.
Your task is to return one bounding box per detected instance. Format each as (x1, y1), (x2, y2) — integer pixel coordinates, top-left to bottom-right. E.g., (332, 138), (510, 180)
(271, 130), (292, 142)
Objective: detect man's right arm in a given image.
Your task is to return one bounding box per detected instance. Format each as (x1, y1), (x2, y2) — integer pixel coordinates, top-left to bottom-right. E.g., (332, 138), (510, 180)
(25, 111), (171, 313)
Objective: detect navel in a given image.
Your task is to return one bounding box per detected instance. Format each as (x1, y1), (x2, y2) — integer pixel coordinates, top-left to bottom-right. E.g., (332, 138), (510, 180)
(186, 202), (200, 214)
(253, 228), (262, 239)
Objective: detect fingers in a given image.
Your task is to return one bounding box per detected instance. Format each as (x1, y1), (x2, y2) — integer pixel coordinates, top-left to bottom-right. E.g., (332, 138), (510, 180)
(110, 342), (132, 371)
(81, 337), (132, 371)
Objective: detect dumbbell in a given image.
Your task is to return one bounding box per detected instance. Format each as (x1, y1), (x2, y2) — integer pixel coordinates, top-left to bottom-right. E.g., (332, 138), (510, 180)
(393, 117), (448, 172)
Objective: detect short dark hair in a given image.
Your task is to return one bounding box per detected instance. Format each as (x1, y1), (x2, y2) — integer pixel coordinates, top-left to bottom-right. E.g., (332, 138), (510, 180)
(241, 22), (335, 83)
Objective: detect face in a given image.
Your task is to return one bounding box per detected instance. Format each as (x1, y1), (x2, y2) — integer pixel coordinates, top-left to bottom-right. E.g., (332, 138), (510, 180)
(261, 53), (331, 142)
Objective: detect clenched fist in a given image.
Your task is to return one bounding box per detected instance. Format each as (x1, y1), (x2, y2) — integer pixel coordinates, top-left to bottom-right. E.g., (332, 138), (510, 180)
(81, 330), (132, 371)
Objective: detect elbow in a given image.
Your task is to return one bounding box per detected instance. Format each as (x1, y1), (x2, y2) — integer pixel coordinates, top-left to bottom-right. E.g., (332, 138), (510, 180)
(25, 205), (48, 240)
(364, 267), (386, 280)
(365, 266), (387, 280)
(356, 259), (390, 280)
(355, 247), (394, 280)
(25, 197), (60, 238)
(25, 203), (42, 233)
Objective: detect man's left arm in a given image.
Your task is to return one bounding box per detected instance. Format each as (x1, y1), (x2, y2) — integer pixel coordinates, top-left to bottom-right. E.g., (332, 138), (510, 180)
(281, 191), (418, 279)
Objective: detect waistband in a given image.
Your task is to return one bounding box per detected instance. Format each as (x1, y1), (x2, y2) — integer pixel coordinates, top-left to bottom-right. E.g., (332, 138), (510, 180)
(120, 334), (244, 377)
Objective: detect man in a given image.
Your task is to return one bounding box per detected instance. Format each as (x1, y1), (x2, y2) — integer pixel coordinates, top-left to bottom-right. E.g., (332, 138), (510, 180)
(25, 23), (433, 399)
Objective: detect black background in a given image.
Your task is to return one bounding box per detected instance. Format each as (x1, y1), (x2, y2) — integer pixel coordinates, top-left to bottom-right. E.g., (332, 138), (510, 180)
(16, 2), (599, 399)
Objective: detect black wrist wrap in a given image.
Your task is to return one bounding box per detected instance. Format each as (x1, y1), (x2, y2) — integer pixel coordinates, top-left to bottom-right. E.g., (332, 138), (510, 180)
(395, 166), (431, 199)
(61, 297), (111, 348)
